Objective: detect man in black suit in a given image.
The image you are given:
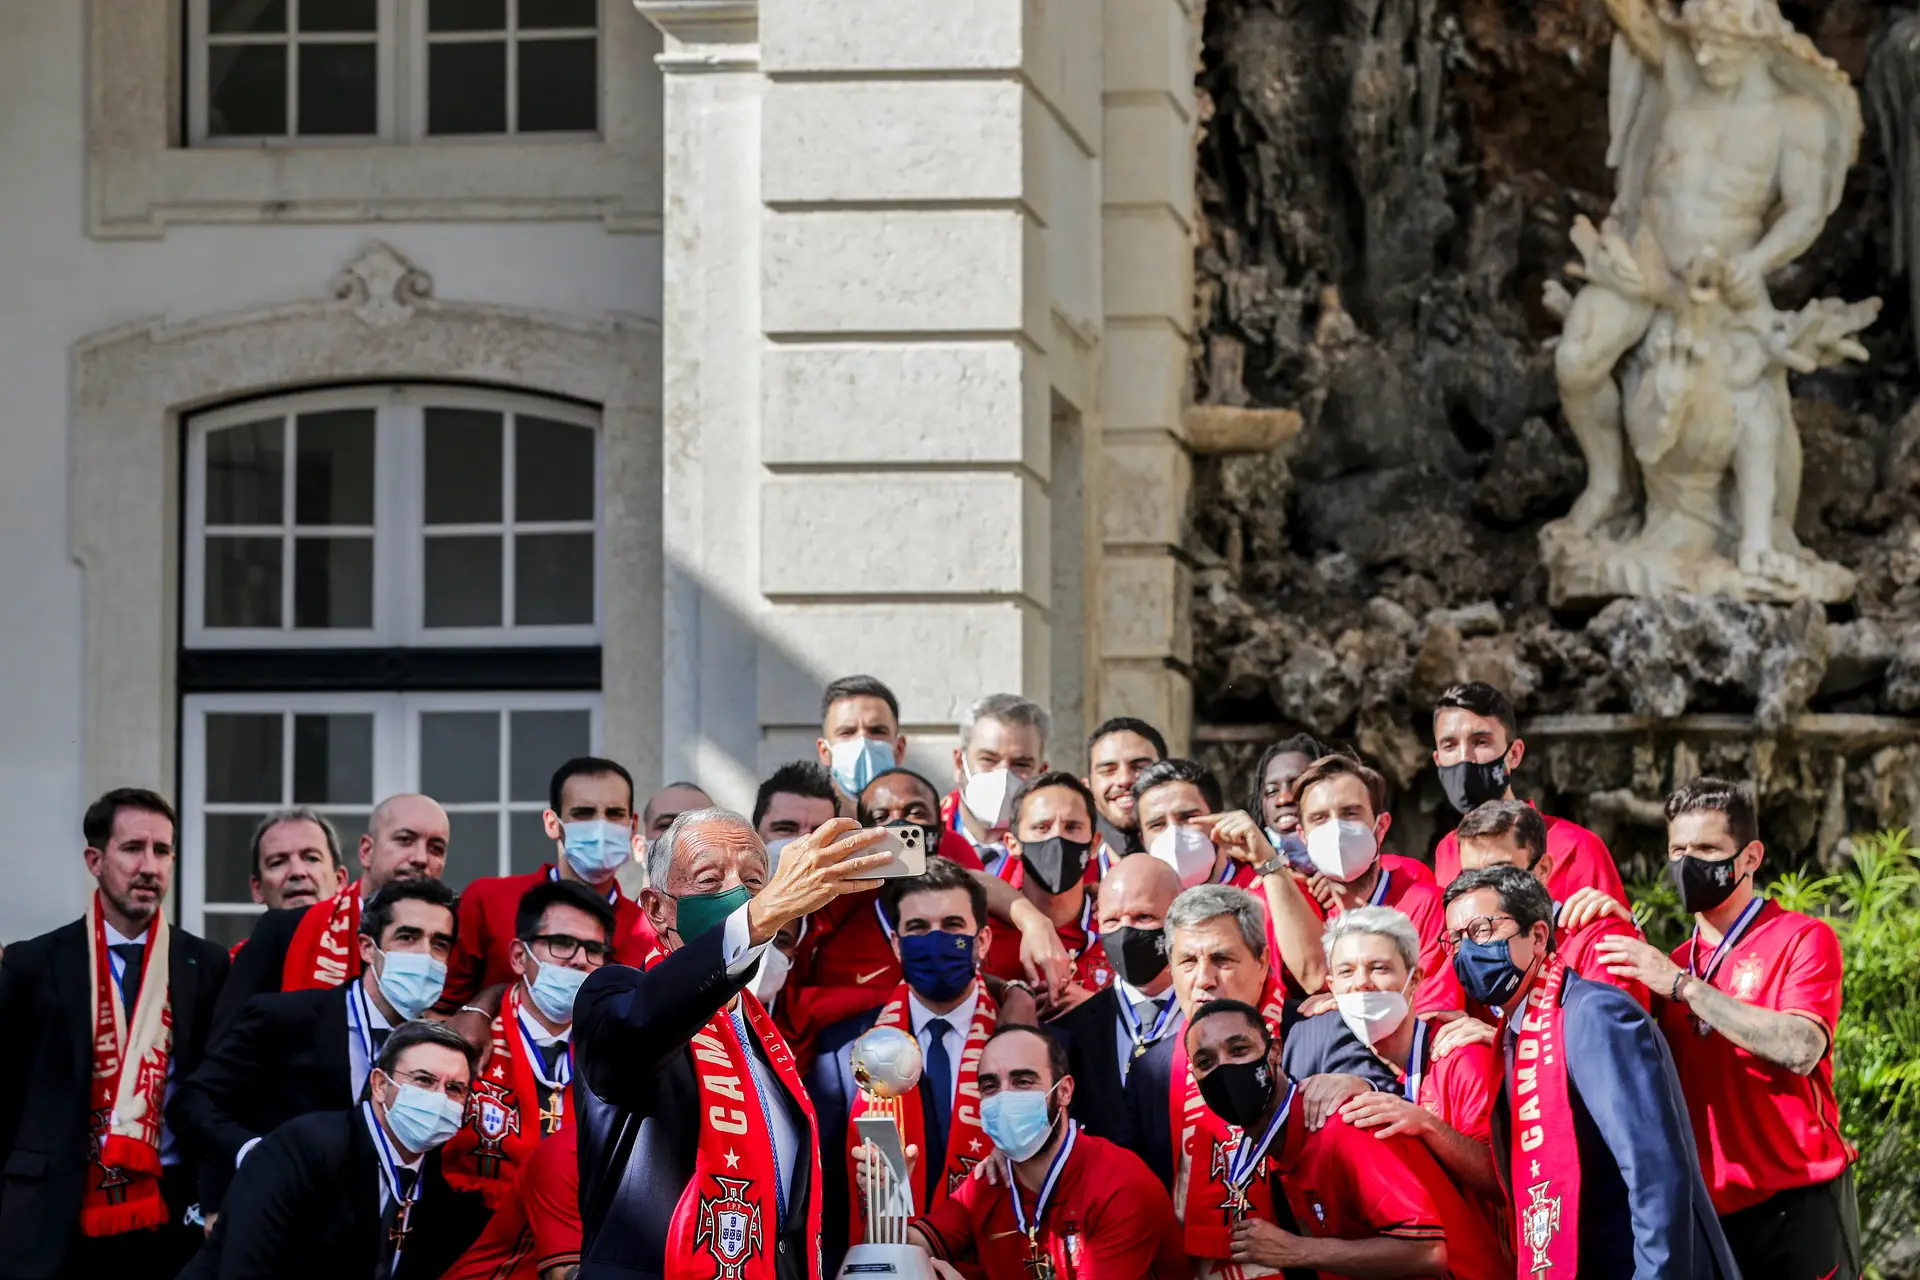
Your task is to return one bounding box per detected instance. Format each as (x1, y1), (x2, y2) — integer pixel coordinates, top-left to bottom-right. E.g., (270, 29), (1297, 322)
(0, 788), (228, 1280)
(169, 878), (459, 1218)
(1047, 851), (1183, 1147)
(180, 1020), (492, 1280)
(574, 807), (894, 1280)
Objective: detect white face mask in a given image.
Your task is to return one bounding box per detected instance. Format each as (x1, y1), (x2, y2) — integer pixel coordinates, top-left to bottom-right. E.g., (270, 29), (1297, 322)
(1307, 819), (1378, 883)
(961, 762), (1016, 830)
(1335, 983), (1411, 1046)
(1148, 823), (1216, 888)
(747, 947), (791, 1004)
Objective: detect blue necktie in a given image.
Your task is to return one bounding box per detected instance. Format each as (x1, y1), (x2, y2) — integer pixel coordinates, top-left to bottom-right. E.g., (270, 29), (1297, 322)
(921, 1018), (954, 1202)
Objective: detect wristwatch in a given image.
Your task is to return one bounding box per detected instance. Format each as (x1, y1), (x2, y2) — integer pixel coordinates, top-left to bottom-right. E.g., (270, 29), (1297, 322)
(1253, 853), (1289, 878)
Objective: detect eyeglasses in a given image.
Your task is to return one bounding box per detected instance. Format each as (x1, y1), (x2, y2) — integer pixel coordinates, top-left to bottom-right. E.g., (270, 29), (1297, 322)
(1442, 914), (1518, 948)
(392, 1069), (469, 1102)
(531, 933), (613, 966)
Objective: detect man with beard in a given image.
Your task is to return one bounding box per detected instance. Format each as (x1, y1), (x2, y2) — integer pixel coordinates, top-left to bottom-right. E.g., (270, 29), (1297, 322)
(1084, 717), (1165, 876)
(247, 808), (348, 914)
(0, 789), (229, 1279)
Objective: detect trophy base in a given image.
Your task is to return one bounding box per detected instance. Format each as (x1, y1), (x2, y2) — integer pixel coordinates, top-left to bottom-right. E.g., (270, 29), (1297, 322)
(837, 1244), (932, 1280)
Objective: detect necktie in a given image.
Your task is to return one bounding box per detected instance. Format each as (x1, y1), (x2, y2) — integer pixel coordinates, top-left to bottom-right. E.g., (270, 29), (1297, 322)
(921, 1018), (954, 1202)
(110, 943), (146, 1010)
(378, 1166), (419, 1280)
(538, 1040), (569, 1078)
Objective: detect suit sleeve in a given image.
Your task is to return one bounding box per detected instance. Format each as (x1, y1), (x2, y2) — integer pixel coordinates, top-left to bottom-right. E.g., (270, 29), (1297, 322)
(573, 922), (747, 1109)
(169, 994), (279, 1205)
(0, 943), (37, 1160)
(1122, 1047), (1173, 1190)
(214, 1126), (326, 1280)
(809, 1044), (855, 1272)
(209, 910), (295, 1044)
(1082, 1167), (1182, 1280)
(437, 883), (493, 1012)
(1564, 986), (1699, 1280)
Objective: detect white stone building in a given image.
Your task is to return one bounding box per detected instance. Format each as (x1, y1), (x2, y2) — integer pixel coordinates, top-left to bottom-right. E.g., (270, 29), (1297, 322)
(0, 0), (1200, 944)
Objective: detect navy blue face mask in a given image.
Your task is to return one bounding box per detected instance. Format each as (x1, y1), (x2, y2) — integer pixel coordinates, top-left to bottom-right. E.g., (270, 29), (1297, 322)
(898, 930), (978, 1003)
(1453, 936), (1528, 1007)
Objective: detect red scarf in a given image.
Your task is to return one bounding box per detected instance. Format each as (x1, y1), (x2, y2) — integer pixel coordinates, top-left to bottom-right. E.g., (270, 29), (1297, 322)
(1172, 978), (1288, 1264)
(82, 894), (172, 1236)
(1502, 954), (1579, 1276)
(845, 981), (997, 1239)
(281, 881), (360, 991)
(443, 984), (567, 1207)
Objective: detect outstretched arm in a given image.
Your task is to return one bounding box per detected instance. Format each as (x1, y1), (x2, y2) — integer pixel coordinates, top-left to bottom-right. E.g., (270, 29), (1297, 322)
(1594, 933), (1829, 1075)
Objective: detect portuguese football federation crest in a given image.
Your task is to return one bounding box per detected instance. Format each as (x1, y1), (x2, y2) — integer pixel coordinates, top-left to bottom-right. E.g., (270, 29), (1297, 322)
(1521, 1181), (1563, 1274)
(469, 1080), (520, 1179)
(696, 1177), (764, 1280)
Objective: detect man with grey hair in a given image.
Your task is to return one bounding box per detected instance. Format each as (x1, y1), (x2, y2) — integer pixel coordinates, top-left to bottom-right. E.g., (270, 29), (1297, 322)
(247, 807), (347, 914)
(574, 808), (894, 1280)
(1121, 884), (1393, 1191)
(945, 692), (1051, 877)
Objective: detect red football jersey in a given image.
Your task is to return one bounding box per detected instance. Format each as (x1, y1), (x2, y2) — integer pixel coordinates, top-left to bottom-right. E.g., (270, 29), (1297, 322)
(1433, 805), (1626, 903)
(1662, 901), (1854, 1214)
(1557, 912), (1650, 1008)
(441, 1125), (580, 1280)
(913, 1129), (1189, 1280)
(1380, 853), (1436, 886)
(1259, 867), (1456, 1010)
(440, 866), (657, 1009)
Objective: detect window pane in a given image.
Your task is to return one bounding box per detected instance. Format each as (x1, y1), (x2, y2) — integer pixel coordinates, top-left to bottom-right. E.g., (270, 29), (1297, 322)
(210, 0), (288, 33)
(292, 713), (374, 804)
(208, 44), (289, 136)
(206, 419), (284, 526)
(323, 808), (373, 850)
(510, 709), (591, 802)
(514, 533), (594, 625)
(297, 42), (378, 135)
(428, 42), (508, 135)
(299, 0), (377, 32)
(518, 38), (596, 132)
(515, 416), (594, 521)
(509, 810), (552, 876)
(428, 0), (506, 30)
(206, 713), (283, 802)
(201, 912), (263, 949)
(295, 409), (375, 524)
(423, 537), (503, 627)
(424, 408), (503, 524)
(294, 537), (374, 628)
(205, 536), (284, 628)
(520, 0), (597, 28)
(420, 711), (500, 804)
(442, 811), (501, 890)
(205, 813), (265, 901)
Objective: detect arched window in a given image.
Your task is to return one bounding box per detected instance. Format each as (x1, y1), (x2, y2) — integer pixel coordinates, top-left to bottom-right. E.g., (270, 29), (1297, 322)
(179, 385), (603, 942)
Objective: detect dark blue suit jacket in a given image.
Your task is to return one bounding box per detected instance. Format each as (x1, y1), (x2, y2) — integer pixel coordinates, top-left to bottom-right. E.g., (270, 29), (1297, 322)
(803, 1006), (882, 1278)
(1492, 972), (1739, 1280)
(574, 928), (813, 1280)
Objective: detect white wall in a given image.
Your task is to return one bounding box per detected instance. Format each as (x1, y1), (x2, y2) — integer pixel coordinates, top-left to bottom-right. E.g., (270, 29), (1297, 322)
(0, 0), (662, 942)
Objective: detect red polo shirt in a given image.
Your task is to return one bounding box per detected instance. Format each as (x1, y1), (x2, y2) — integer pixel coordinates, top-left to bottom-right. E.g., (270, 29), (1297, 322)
(1432, 805), (1625, 902)
(440, 865), (657, 1010)
(1412, 1037), (1495, 1147)
(913, 1128), (1189, 1280)
(1662, 900), (1854, 1214)
(442, 1125), (580, 1280)
(1380, 853), (1436, 886)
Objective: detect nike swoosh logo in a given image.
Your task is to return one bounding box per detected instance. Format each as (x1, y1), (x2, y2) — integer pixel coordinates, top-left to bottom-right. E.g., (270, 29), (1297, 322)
(856, 967), (893, 985)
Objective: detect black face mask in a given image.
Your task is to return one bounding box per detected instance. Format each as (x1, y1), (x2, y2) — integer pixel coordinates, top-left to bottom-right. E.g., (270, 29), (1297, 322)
(1439, 757), (1511, 816)
(1671, 852), (1746, 913)
(1021, 836), (1092, 896)
(1100, 925), (1168, 988)
(1197, 1057), (1276, 1132)
(1095, 814), (1142, 856)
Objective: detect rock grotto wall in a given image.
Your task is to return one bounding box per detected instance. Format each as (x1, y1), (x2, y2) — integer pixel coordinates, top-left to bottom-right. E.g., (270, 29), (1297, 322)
(1187, 0), (1920, 875)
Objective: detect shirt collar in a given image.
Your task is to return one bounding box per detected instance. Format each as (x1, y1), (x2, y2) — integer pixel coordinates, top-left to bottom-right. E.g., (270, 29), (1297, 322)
(908, 986), (979, 1038)
(103, 920), (150, 948)
(358, 981), (395, 1031)
(1113, 976), (1165, 1008)
(361, 1103), (426, 1176)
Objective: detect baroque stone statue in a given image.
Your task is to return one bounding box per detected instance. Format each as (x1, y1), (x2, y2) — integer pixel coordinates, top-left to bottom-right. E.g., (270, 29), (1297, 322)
(1540, 0), (1879, 605)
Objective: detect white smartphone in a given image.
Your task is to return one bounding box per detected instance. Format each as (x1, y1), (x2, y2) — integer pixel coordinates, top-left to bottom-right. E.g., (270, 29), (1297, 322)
(863, 824), (928, 879)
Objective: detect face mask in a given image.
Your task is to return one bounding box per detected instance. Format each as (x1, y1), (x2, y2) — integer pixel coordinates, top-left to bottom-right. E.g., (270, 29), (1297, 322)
(1439, 757), (1511, 816)
(525, 957), (590, 1024)
(1020, 836), (1091, 896)
(898, 930), (977, 1004)
(672, 884), (753, 944)
(1265, 827), (1313, 873)
(764, 837), (796, 877)
(562, 818), (632, 881)
(962, 763), (1016, 829)
(1306, 820), (1378, 883)
(1100, 925), (1168, 988)
(375, 949), (447, 1020)
(1148, 823), (1216, 888)
(1196, 1056), (1276, 1131)
(830, 737), (896, 798)
(1453, 936), (1528, 1007)
(747, 946), (791, 1004)
(980, 1084), (1059, 1161)
(1671, 852), (1746, 913)
(382, 1081), (466, 1154)
(1335, 985), (1411, 1046)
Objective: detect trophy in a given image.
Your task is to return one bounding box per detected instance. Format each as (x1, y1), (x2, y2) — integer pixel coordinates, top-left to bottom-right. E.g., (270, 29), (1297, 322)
(837, 1025), (931, 1280)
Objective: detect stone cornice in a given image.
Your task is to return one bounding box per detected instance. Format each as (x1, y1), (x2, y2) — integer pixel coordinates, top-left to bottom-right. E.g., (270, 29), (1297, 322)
(634, 0), (758, 49)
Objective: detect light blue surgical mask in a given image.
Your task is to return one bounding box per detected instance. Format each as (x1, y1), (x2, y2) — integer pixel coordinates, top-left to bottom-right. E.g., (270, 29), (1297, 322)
(980, 1083), (1060, 1162)
(525, 958), (590, 1024)
(830, 737), (896, 797)
(562, 818), (632, 881)
(382, 1082), (465, 1153)
(375, 949), (447, 1021)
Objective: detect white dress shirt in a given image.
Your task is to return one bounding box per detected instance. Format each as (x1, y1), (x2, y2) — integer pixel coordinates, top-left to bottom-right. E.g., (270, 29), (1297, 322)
(103, 920), (179, 1166)
(720, 903), (801, 1216)
(347, 981), (395, 1101)
(1111, 976), (1176, 1084)
(907, 987), (978, 1115)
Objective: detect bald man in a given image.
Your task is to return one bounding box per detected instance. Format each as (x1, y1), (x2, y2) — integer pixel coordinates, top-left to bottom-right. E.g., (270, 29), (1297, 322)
(211, 793), (451, 1041)
(1047, 853), (1185, 1145)
(642, 782), (713, 841)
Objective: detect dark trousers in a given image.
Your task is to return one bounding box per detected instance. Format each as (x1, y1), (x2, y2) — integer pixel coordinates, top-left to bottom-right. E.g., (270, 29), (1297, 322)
(55, 1165), (202, 1280)
(1719, 1168), (1862, 1280)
